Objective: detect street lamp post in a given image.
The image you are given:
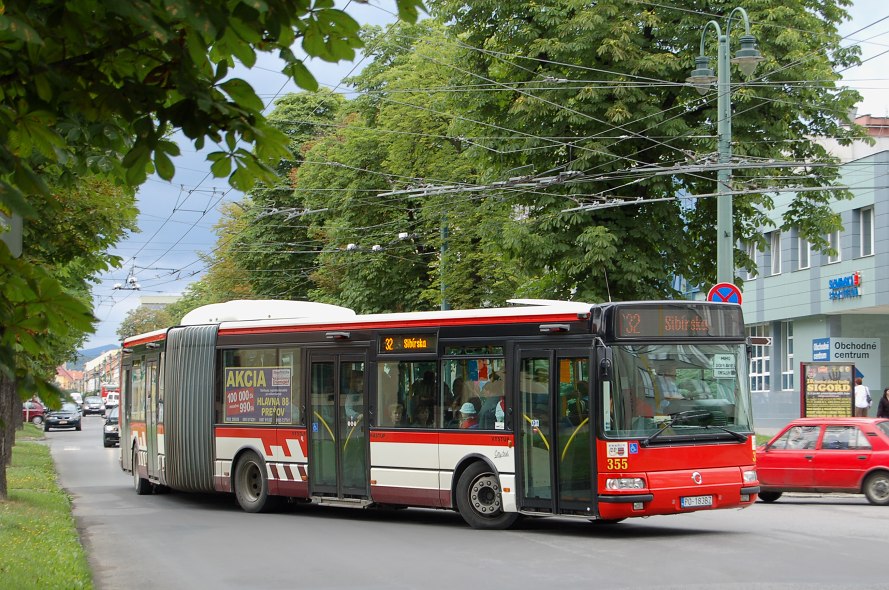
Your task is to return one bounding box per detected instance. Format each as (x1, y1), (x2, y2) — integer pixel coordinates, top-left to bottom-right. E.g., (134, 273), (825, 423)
(687, 7), (764, 285)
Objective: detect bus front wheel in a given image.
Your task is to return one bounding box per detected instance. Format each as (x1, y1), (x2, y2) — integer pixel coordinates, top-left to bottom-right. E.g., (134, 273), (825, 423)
(234, 451), (279, 513)
(455, 462), (518, 530)
(758, 491), (782, 503)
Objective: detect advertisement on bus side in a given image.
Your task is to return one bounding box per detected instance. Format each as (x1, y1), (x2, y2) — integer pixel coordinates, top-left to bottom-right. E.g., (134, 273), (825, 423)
(224, 367), (292, 423)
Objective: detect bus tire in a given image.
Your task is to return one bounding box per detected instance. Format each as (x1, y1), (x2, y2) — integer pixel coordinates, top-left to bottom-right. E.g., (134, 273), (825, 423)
(133, 450), (151, 495)
(758, 491), (782, 503)
(234, 451), (279, 513)
(589, 518), (626, 525)
(863, 471), (889, 506)
(455, 462), (518, 530)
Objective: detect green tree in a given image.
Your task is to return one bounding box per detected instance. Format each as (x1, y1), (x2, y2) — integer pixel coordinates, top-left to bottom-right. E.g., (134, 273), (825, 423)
(116, 306), (176, 342)
(233, 89), (348, 299)
(428, 0), (864, 300)
(0, 0), (423, 500)
(299, 21), (522, 311)
(166, 201), (257, 321)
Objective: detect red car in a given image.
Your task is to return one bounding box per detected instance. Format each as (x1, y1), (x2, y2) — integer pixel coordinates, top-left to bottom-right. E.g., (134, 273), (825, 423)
(22, 400), (46, 425)
(757, 417), (889, 506)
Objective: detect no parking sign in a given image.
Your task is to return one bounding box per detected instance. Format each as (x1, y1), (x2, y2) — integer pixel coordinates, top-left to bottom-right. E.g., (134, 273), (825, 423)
(707, 282), (742, 304)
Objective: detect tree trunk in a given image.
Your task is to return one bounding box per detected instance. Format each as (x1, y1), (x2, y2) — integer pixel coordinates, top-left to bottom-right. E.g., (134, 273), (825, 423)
(0, 374), (15, 500)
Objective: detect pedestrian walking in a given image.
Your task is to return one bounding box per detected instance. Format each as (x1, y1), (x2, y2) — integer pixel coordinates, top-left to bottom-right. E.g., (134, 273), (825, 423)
(854, 378), (871, 417)
(877, 387), (889, 419)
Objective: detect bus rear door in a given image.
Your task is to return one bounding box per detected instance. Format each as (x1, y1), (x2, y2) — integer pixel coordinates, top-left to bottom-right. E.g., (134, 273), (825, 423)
(516, 348), (594, 516)
(307, 352), (369, 501)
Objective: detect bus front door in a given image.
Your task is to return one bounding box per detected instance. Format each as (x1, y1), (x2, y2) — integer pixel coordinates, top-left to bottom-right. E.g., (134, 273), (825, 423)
(516, 349), (594, 515)
(307, 353), (368, 500)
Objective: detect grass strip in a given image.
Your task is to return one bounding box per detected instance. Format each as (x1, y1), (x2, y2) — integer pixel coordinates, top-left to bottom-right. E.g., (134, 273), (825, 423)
(0, 423), (92, 589)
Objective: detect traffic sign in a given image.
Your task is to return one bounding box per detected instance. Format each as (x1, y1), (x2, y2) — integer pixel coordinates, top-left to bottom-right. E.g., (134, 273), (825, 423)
(707, 282), (742, 304)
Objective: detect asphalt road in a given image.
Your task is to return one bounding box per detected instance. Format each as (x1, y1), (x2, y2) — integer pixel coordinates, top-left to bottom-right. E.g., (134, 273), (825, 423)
(46, 417), (889, 590)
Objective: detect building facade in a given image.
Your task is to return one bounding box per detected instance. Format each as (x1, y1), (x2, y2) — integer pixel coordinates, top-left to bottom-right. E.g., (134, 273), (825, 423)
(741, 118), (889, 428)
(83, 348), (121, 395)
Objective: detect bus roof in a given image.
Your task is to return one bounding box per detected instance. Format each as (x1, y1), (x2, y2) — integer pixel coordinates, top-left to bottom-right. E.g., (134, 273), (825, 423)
(122, 299), (594, 346)
(180, 300), (356, 325)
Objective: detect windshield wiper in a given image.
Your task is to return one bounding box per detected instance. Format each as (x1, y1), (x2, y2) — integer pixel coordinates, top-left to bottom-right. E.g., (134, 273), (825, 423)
(642, 410), (713, 446)
(700, 423), (748, 442)
(641, 410), (748, 446)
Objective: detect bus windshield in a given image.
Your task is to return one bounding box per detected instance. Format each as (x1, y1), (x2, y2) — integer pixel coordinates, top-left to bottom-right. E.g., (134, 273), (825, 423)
(603, 343), (753, 438)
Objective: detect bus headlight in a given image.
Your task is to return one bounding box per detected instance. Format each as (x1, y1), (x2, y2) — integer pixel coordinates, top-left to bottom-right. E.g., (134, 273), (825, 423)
(605, 477), (645, 490)
(743, 470), (757, 483)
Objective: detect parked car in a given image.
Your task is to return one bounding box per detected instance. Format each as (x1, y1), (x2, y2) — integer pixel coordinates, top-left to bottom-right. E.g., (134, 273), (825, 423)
(22, 400), (46, 425)
(82, 395), (105, 416)
(44, 402), (83, 432)
(757, 417), (889, 506)
(103, 406), (120, 448)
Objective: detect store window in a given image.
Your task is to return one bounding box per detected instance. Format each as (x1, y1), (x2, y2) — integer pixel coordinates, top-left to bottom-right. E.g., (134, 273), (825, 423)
(747, 324), (771, 393)
(781, 321), (794, 391)
(860, 207), (874, 257)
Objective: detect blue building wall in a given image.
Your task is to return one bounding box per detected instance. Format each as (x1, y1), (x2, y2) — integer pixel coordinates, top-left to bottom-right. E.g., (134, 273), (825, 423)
(740, 150), (889, 428)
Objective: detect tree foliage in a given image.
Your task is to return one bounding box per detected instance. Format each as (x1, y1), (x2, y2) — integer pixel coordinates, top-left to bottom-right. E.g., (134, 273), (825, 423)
(116, 305), (176, 342)
(193, 2), (866, 311)
(427, 0), (865, 297)
(0, 0), (424, 500)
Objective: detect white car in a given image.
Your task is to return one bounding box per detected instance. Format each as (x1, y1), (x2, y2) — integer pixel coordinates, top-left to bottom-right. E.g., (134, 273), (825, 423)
(104, 392), (119, 409)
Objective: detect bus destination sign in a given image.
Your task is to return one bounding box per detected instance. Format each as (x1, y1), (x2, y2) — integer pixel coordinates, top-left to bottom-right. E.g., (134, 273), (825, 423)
(615, 305), (743, 339)
(379, 334), (438, 354)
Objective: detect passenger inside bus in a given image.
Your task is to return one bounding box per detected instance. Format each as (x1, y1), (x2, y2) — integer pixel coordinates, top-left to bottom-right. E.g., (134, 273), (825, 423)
(459, 402), (478, 429)
(477, 372), (505, 429)
(387, 403), (405, 427)
(344, 370), (364, 421)
(413, 403), (433, 427)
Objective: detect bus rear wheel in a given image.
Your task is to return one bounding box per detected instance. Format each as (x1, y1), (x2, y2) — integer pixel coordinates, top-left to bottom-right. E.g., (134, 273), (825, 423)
(455, 462), (518, 530)
(133, 450), (151, 495)
(234, 451), (279, 513)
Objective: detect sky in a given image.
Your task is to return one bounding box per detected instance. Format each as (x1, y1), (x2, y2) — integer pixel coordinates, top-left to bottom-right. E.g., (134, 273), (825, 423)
(83, 0), (889, 349)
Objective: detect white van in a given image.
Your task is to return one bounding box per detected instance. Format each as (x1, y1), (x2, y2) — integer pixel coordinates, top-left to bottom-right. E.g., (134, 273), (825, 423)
(104, 392), (119, 409)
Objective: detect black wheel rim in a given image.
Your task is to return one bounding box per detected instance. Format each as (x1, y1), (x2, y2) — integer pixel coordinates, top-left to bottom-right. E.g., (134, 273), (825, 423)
(240, 461), (262, 503)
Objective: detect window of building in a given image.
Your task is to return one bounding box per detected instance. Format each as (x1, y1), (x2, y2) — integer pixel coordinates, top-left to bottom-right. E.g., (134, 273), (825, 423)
(781, 321), (794, 391)
(827, 229), (841, 263)
(745, 241), (757, 280)
(798, 235), (810, 270)
(747, 324), (771, 393)
(770, 231), (782, 275)
(860, 207), (874, 257)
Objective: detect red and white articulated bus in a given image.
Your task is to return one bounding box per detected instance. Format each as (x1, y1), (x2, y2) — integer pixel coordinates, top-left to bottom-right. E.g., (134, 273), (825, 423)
(119, 299), (759, 529)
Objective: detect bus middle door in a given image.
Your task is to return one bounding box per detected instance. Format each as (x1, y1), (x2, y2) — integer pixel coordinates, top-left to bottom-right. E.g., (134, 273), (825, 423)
(516, 348), (594, 516)
(145, 358), (160, 481)
(307, 352), (369, 500)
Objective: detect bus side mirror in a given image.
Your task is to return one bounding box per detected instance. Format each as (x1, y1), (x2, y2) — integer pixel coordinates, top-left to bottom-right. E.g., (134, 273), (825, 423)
(599, 358), (612, 382)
